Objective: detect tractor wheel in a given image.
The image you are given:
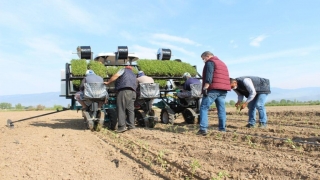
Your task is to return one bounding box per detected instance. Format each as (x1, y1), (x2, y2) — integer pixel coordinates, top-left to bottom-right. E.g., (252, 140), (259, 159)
(135, 110), (146, 127)
(182, 108), (197, 124)
(160, 108), (175, 124)
(147, 117), (157, 128)
(148, 109), (155, 116)
(106, 109), (118, 130)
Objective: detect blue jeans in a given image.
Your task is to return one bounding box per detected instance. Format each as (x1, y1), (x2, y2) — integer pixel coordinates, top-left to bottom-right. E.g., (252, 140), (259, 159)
(247, 94), (268, 126)
(199, 89), (227, 131)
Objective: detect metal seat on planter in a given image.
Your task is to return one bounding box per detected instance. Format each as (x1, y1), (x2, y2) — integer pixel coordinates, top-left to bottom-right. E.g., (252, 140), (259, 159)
(135, 83), (160, 128)
(83, 83), (108, 103)
(82, 83), (108, 131)
(184, 83), (202, 104)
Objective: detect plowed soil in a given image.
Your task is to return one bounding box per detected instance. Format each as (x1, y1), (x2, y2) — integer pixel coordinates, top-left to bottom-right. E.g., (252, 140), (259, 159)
(1, 105), (320, 180)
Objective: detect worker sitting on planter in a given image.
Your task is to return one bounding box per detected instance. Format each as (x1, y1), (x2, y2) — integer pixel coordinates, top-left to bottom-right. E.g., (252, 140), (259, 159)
(177, 72), (201, 106)
(75, 70), (105, 111)
(135, 71), (155, 110)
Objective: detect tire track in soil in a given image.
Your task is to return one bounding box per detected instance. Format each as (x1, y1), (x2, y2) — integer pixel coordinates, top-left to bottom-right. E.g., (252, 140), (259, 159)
(94, 130), (205, 180)
(93, 127), (320, 180)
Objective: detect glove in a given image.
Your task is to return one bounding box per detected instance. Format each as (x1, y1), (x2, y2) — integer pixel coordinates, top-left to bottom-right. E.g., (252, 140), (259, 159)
(202, 87), (208, 96)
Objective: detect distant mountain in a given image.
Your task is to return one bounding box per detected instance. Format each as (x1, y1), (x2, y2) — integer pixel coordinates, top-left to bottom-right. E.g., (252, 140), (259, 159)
(0, 87), (319, 107)
(0, 92), (71, 107)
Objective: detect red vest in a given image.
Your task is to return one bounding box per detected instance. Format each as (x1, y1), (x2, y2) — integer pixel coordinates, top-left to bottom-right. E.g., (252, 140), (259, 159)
(202, 56), (231, 91)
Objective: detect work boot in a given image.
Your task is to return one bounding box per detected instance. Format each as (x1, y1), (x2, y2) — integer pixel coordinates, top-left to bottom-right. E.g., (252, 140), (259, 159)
(245, 124), (256, 128)
(196, 130), (208, 136)
(258, 123), (267, 128)
(116, 126), (127, 133)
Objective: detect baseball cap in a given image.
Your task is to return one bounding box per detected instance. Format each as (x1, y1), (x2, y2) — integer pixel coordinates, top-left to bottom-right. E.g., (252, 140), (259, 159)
(86, 70), (95, 75)
(182, 72), (191, 78)
(137, 71), (145, 77)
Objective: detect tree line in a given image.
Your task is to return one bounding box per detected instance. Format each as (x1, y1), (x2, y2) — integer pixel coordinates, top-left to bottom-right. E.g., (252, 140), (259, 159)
(225, 99), (320, 107)
(0, 99), (319, 111)
(0, 102), (66, 111)
(226, 99), (320, 106)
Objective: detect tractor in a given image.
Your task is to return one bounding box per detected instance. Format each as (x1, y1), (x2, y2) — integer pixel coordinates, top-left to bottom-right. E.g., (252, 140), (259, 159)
(59, 46), (202, 131)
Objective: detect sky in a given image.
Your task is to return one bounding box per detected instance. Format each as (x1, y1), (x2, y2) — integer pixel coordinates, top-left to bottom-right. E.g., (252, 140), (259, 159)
(1, 0), (320, 96)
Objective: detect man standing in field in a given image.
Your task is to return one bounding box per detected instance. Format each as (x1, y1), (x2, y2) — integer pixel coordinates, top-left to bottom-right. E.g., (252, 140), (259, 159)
(230, 76), (271, 128)
(104, 66), (137, 133)
(197, 51), (231, 135)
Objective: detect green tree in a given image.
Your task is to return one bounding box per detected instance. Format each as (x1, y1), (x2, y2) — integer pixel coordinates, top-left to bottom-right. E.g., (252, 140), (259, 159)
(36, 104), (45, 110)
(53, 105), (63, 111)
(26, 106), (35, 111)
(15, 103), (23, 110)
(280, 99), (287, 104)
(225, 101), (230, 106)
(229, 100), (236, 106)
(0, 102), (12, 109)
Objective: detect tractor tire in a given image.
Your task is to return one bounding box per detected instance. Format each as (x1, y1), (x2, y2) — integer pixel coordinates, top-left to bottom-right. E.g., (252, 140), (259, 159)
(146, 117), (157, 128)
(182, 108), (197, 124)
(106, 109), (118, 130)
(160, 108), (175, 124)
(135, 110), (146, 127)
(148, 109), (155, 116)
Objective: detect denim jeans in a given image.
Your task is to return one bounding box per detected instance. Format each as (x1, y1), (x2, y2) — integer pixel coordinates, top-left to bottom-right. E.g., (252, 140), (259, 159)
(247, 93), (268, 126)
(199, 89), (227, 131)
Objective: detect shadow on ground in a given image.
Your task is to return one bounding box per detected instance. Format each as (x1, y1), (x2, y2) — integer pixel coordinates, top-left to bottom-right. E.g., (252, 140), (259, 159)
(30, 119), (86, 130)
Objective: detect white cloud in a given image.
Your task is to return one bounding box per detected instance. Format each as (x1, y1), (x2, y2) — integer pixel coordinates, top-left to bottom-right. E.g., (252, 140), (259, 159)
(227, 46), (320, 65)
(249, 35), (267, 47)
(148, 41), (196, 57)
(131, 45), (157, 59)
(152, 33), (201, 46)
(23, 35), (72, 64)
(44, 0), (109, 34)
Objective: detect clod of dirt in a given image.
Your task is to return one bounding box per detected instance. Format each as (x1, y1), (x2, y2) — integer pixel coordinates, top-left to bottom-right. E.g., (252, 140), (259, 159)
(111, 159), (119, 168)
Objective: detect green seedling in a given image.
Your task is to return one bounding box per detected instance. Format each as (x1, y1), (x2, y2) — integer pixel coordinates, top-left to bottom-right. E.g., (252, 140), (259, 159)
(215, 132), (222, 140)
(157, 150), (167, 170)
(173, 125), (179, 133)
(211, 171), (229, 180)
(232, 132), (238, 141)
(190, 159), (201, 179)
(245, 135), (255, 148)
(236, 102), (244, 114)
(284, 138), (296, 149)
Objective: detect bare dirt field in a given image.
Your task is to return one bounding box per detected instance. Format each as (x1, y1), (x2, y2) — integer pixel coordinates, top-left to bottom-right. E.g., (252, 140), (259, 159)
(1, 105), (320, 180)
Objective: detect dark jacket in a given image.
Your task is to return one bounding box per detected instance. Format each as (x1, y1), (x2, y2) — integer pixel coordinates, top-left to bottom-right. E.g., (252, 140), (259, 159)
(236, 76), (271, 98)
(115, 69), (137, 91)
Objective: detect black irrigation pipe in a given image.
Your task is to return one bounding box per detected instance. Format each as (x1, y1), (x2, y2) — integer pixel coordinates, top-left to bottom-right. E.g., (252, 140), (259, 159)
(6, 108), (70, 128)
(95, 132), (205, 180)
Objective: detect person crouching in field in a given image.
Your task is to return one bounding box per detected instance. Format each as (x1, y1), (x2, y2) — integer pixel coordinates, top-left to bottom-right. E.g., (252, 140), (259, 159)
(230, 76), (271, 128)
